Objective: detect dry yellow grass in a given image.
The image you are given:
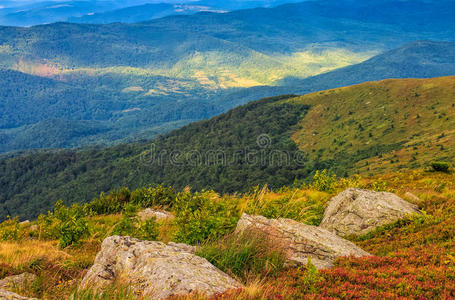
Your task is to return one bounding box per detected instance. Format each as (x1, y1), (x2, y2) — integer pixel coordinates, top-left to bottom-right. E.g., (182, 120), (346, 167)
(0, 240), (69, 268)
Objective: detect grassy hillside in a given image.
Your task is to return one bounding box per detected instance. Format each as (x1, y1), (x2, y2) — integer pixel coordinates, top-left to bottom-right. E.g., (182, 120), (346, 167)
(291, 76), (455, 175)
(0, 169), (453, 298)
(0, 77), (454, 221)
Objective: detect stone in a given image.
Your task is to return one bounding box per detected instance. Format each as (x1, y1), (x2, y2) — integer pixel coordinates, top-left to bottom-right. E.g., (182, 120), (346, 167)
(320, 188), (421, 237)
(137, 209), (174, 222)
(19, 220), (30, 226)
(235, 213), (370, 269)
(167, 242), (196, 254)
(0, 289), (37, 299)
(0, 273), (37, 290)
(79, 236), (242, 299)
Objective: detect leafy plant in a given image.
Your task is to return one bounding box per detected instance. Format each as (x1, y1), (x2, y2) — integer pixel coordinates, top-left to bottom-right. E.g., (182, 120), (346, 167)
(197, 230), (286, 280)
(430, 161), (451, 173)
(173, 190), (240, 245)
(113, 204), (158, 241)
(37, 201), (90, 248)
(311, 170), (337, 192)
(131, 185), (176, 209)
(0, 217), (23, 241)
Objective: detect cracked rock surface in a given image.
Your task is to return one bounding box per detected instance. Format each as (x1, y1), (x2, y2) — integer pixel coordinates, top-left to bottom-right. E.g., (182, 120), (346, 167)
(235, 213), (370, 269)
(79, 236), (242, 299)
(0, 289), (37, 299)
(320, 188), (420, 237)
(0, 273), (37, 290)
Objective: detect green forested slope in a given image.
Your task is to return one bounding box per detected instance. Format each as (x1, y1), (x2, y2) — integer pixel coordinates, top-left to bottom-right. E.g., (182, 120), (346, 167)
(1, 1), (455, 153)
(1, 77), (455, 220)
(0, 95), (310, 220)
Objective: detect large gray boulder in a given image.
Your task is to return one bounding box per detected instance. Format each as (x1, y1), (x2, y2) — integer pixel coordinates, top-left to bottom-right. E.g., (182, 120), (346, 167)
(0, 273), (37, 290)
(79, 236), (242, 299)
(235, 213), (370, 269)
(0, 289), (37, 299)
(320, 188), (420, 237)
(137, 208), (174, 222)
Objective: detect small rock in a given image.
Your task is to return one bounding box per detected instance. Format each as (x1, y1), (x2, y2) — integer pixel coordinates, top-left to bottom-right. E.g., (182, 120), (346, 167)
(0, 273), (37, 290)
(0, 289), (37, 299)
(79, 236), (242, 299)
(137, 208), (174, 222)
(29, 225), (38, 231)
(19, 220), (30, 226)
(235, 213), (370, 269)
(320, 188), (421, 237)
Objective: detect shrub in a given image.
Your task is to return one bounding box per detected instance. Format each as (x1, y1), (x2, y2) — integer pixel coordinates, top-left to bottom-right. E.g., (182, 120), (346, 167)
(196, 230), (286, 280)
(86, 187), (131, 215)
(295, 260), (319, 294)
(311, 170), (337, 192)
(113, 204), (159, 241)
(173, 190), (240, 245)
(135, 218), (159, 241)
(59, 217), (89, 248)
(37, 201), (90, 248)
(245, 186), (328, 225)
(430, 161), (451, 173)
(130, 185), (176, 208)
(0, 217), (23, 241)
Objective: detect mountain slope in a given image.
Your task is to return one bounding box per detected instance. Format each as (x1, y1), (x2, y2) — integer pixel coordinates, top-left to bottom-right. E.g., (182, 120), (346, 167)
(1, 1), (455, 153)
(224, 40), (455, 104)
(1, 40), (455, 154)
(0, 0), (307, 26)
(1, 77), (454, 220)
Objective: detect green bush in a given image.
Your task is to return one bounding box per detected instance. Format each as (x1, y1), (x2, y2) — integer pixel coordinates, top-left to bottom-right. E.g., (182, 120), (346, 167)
(173, 190), (240, 245)
(430, 161), (451, 173)
(296, 260), (319, 294)
(37, 201), (90, 248)
(59, 217), (89, 248)
(85, 187), (131, 215)
(196, 230), (286, 280)
(113, 204), (159, 241)
(0, 217), (23, 241)
(130, 185), (176, 208)
(311, 170), (337, 192)
(135, 218), (159, 241)
(245, 187), (326, 225)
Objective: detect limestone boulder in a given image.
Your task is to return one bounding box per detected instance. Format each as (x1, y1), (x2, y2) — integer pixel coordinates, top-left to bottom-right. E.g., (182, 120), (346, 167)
(79, 236), (242, 299)
(235, 213), (370, 269)
(0, 289), (37, 299)
(320, 188), (421, 237)
(0, 273), (37, 290)
(137, 209), (174, 222)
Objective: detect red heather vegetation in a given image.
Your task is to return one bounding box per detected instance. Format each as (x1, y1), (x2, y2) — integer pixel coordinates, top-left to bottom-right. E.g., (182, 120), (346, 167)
(209, 170), (455, 299)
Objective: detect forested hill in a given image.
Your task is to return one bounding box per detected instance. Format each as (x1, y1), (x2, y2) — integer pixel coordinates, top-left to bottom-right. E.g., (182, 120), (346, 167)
(0, 0), (454, 154)
(1, 40), (455, 153)
(1, 76), (455, 221)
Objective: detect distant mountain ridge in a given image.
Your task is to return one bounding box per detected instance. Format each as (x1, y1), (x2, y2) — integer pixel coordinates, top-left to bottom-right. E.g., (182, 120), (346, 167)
(0, 0), (307, 26)
(1, 40), (455, 153)
(0, 1), (454, 153)
(224, 40), (455, 105)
